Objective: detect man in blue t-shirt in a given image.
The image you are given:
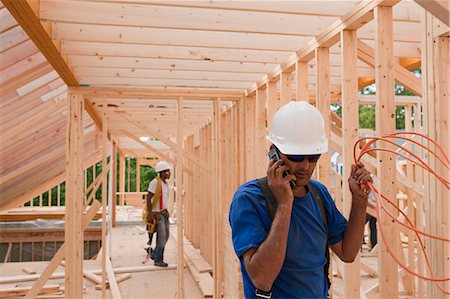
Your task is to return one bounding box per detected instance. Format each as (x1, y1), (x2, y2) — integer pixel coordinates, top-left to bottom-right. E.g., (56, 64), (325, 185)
(229, 101), (373, 299)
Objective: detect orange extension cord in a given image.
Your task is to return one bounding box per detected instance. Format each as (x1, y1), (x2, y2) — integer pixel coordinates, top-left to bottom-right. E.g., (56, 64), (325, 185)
(353, 132), (449, 295)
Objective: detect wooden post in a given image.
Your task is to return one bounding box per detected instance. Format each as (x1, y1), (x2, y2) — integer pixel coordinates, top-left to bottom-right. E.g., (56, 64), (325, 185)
(101, 97), (108, 298)
(212, 97), (222, 298)
(280, 71), (292, 106)
(340, 30), (361, 298)
(119, 154), (125, 205)
(255, 87), (267, 177)
(64, 90), (84, 299)
(434, 35), (449, 297)
(404, 105), (415, 295)
(112, 141), (117, 227)
(238, 98), (246, 184)
(176, 97), (185, 299)
(315, 47), (331, 187)
(296, 61), (309, 102)
(266, 82), (279, 134)
(244, 96), (255, 180)
(375, 6), (398, 298)
(127, 158), (130, 193)
(136, 158), (140, 192)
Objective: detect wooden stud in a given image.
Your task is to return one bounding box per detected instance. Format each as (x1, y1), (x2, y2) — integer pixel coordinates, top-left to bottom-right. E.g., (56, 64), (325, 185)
(340, 30), (361, 298)
(404, 105), (415, 295)
(2, 0), (78, 86)
(136, 157), (140, 192)
(176, 97), (185, 299)
(112, 141), (117, 227)
(212, 97), (222, 298)
(119, 154), (125, 205)
(280, 71), (292, 106)
(266, 82), (279, 134)
(315, 47), (331, 187)
(375, 6), (398, 298)
(101, 96), (108, 299)
(64, 90), (84, 299)
(24, 200), (101, 299)
(255, 87), (267, 178)
(296, 61), (309, 102)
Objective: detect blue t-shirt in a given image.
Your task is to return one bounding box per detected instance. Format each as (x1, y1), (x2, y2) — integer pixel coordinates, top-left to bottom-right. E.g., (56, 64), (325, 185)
(229, 179), (348, 299)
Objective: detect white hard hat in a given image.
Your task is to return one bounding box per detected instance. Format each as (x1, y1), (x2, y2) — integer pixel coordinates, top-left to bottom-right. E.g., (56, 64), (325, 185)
(155, 161), (171, 173)
(267, 101), (328, 155)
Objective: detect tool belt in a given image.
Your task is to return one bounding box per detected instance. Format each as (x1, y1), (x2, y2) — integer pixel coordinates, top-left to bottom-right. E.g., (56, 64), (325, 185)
(154, 209), (169, 221)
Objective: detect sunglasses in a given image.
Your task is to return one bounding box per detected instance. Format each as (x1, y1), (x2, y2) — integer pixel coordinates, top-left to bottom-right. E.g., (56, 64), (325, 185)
(285, 154), (321, 163)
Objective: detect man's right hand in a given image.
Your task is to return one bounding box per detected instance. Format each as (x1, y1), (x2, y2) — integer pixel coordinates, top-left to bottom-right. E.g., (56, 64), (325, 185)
(147, 212), (155, 224)
(266, 159), (295, 207)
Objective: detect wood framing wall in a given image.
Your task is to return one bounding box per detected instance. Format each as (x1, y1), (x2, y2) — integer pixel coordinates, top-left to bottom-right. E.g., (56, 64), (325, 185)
(1, 1), (449, 299)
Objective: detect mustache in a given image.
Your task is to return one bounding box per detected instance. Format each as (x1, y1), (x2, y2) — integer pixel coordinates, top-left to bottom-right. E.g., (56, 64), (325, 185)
(294, 171), (309, 176)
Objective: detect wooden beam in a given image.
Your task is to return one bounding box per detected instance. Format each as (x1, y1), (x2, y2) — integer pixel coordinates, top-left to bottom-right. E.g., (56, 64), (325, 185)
(119, 130), (193, 176)
(255, 87), (267, 178)
(247, 0), (400, 95)
(414, 0), (449, 26)
(176, 97), (185, 299)
(296, 61), (309, 102)
(105, 258), (122, 299)
(266, 82), (278, 131)
(64, 91), (84, 298)
(2, 0), (78, 86)
(357, 40), (422, 96)
(71, 86), (243, 100)
(84, 98), (103, 131)
(111, 141), (117, 226)
(315, 47), (331, 187)
(375, 6), (398, 298)
(0, 146), (64, 185)
(115, 111), (209, 171)
(101, 97), (108, 299)
(0, 62), (54, 96)
(280, 71), (292, 106)
(212, 97), (222, 299)
(23, 200), (101, 299)
(340, 29), (361, 299)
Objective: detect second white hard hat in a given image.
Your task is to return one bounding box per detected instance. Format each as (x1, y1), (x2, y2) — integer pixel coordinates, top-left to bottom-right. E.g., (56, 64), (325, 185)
(155, 161), (171, 173)
(267, 101), (328, 155)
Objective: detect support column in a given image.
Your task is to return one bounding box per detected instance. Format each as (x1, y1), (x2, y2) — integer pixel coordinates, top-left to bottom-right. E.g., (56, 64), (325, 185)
(64, 90), (84, 299)
(375, 6), (398, 298)
(255, 87), (267, 177)
(315, 47), (331, 187)
(112, 141), (117, 227)
(136, 158), (140, 192)
(119, 154), (125, 205)
(100, 97), (108, 298)
(340, 29), (361, 298)
(176, 97), (185, 299)
(266, 82), (279, 132)
(280, 71), (293, 106)
(296, 61), (309, 102)
(212, 97), (222, 298)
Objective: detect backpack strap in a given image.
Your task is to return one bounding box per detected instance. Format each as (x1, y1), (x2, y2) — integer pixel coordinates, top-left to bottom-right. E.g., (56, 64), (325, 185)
(307, 181), (328, 231)
(307, 181), (331, 290)
(256, 177), (277, 220)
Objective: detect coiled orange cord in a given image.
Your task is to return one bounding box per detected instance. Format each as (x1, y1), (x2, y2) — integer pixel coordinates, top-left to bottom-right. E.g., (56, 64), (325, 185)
(354, 132), (449, 295)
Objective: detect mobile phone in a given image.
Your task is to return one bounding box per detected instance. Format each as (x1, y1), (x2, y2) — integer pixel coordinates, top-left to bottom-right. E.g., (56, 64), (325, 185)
(268, 148), (296, 190)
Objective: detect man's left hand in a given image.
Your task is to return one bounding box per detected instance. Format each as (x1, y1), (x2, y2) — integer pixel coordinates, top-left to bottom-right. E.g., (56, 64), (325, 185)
(348, 162), (373, 207)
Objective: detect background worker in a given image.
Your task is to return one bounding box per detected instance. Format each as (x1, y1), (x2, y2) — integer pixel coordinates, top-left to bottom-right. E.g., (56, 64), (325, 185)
(144, 160), (171, 267)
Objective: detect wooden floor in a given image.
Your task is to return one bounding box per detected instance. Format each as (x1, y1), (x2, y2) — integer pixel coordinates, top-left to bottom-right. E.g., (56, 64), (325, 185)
(0, 206), (203, 298)
(0, 206), (419, 298)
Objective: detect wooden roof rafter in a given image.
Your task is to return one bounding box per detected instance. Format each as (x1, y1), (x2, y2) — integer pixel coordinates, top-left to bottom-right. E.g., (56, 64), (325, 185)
(2, 0), (79, 86)
(246, 0), (401, 96)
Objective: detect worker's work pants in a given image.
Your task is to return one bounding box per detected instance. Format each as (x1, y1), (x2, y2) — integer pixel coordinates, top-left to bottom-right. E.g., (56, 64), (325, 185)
(152, 215), (170, 262)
